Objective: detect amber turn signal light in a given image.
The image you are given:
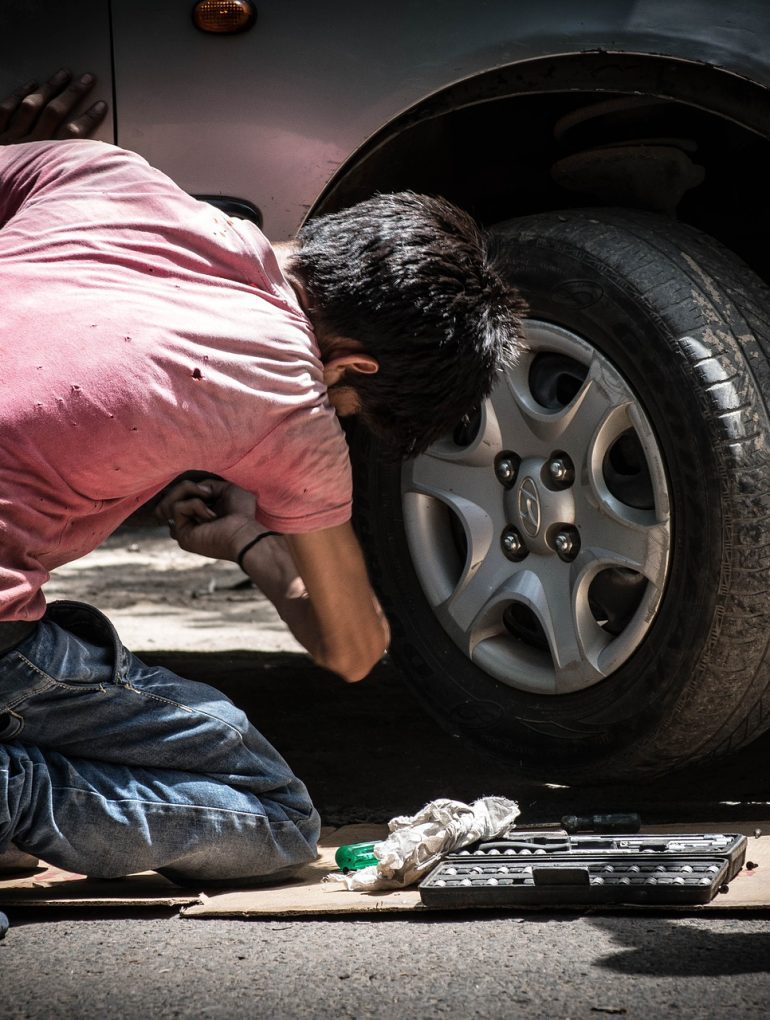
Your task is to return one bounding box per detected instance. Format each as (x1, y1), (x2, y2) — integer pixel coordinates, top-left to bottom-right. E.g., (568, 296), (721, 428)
(192, 0), (257, 34)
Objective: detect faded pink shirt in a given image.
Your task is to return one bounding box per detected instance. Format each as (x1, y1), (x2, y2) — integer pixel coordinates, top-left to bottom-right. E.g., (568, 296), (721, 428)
(0, 140), (352, 622)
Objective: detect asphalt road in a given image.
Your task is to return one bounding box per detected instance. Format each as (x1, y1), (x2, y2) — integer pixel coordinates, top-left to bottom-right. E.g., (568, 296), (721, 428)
(3, 652), (770, 1018)
(4, 910), (769, 1019)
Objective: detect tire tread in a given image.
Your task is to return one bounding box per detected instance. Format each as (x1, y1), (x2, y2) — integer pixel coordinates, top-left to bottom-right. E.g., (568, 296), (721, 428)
(497, 210), (770, 774)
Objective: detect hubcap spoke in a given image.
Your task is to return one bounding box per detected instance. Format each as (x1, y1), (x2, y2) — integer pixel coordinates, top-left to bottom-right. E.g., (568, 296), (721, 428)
(405, 449), (498, 510)
(500, 350), (627, 458)
(509, 568), (609, 693)
(439, 550), (513, 642)
(425, 398), (503, 468)
(496, 361), (558, 456)
(560, 358), (632, 462)
(580, 507), (670, 585)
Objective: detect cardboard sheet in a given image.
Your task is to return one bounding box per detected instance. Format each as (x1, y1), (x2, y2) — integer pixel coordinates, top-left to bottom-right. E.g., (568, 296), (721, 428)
(0, 862), (199, 910)
(183, 825), (422, 918)
(1, 822), (768, 916)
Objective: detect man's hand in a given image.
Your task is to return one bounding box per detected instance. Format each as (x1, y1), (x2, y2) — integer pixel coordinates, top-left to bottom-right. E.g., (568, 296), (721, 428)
(0, 69), (108, 144)
(159, 477), (321, 651)
(155, 478), (261, 562)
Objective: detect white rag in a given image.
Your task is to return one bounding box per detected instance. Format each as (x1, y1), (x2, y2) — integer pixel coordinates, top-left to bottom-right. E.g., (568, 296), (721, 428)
(330, 795), (520, 892)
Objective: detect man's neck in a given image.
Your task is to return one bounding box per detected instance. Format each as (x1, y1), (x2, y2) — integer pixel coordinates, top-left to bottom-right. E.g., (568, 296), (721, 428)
(272, 240), (305, 309)
(273, 241), (356, 375)
(273, 240), (334, 360)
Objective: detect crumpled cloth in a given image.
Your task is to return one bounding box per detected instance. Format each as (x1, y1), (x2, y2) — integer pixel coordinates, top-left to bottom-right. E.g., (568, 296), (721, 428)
(329, 795), (520, 892)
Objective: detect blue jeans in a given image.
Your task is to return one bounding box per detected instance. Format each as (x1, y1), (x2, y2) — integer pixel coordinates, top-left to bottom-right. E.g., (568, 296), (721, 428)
(0, 601), (320, 884)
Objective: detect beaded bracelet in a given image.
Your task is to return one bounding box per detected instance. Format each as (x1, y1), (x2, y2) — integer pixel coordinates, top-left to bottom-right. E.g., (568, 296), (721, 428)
(236, 531), (280, 572)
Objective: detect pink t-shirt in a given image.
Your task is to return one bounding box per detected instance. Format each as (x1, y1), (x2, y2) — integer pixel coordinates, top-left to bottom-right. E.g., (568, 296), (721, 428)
(0, 140), (352, 622)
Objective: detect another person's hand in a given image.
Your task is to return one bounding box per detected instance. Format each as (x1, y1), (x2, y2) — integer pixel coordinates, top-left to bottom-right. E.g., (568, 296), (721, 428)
(0, 68), (108, 144)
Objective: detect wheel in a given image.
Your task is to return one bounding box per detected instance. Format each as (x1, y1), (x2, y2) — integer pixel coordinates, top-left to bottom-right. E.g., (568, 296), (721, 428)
(352, 208), (770, 783)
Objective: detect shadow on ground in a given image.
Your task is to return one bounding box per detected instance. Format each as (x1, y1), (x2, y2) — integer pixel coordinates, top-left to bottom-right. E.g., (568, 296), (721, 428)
(586, 914), (770, 975)
(143, 650), (770, 827)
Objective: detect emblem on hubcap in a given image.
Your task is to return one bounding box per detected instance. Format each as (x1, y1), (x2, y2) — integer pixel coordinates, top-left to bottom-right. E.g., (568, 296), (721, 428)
(518, 477), (541, 537)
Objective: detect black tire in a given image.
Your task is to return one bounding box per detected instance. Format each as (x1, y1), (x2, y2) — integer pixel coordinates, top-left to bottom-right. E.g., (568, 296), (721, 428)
(351, 208), (770, 783)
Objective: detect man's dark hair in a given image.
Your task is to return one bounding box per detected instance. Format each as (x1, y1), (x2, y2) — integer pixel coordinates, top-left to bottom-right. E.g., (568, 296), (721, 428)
(292, 192), (525, 458)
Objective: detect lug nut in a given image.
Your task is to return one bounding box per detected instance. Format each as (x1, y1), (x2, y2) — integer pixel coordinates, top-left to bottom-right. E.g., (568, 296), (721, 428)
(545, 454), (574, 489)
(554, 528), (580, 561)
(501, 525), (527, 562)
(494, 451), (520, 489)
(504, 531), (523, 554)
(549, 459), (569, 482)
(555, 533), (573, 555)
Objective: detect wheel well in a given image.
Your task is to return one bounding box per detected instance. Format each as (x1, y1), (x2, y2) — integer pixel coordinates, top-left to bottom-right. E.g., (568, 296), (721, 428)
(314, 52), (770, 281)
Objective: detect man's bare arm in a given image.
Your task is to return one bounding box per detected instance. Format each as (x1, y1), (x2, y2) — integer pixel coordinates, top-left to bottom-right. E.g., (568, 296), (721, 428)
(281, 525), (390, 683)
(157, 479), (389, 682)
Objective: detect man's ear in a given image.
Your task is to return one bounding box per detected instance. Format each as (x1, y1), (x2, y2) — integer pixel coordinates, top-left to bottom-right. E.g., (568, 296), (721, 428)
(323, 353), (379, 387)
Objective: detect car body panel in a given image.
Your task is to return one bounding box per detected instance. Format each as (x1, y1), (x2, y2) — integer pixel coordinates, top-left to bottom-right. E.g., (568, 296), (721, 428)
(109, 0), (770, 236)
(2, 1), (770, 236)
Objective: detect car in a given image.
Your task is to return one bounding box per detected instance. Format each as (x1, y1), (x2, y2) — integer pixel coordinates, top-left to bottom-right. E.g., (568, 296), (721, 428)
(4, 0), (770, 783)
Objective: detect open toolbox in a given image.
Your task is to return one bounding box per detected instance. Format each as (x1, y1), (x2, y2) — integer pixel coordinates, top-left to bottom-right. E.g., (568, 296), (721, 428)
(419, 831), (748, 908)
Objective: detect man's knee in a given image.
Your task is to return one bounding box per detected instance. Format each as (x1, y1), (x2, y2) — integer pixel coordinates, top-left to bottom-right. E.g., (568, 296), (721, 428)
(157, 802), (322, 886)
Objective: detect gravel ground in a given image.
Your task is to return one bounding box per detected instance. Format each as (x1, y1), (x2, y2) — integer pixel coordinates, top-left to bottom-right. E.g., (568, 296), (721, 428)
(44, 524), (303, 653)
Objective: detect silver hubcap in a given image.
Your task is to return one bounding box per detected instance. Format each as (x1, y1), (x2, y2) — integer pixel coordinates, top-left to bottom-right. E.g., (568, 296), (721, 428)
(401, 320), (671, 696)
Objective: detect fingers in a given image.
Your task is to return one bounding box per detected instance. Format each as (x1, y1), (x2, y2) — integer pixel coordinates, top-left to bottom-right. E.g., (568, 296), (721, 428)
(167, 496), (218, 541)
(0, 69), (109, 144)
(168, 496), (217, 530)
(60, 99), (109, 139)
(10, 68), (72, 140)
(32, 72), (105, 141)
(154, 479), (219, 522)
(0, 79), (38, 134)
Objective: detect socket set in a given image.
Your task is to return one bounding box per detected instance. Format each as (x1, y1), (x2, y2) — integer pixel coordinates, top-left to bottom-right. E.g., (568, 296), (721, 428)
(419, 832), (747, 908)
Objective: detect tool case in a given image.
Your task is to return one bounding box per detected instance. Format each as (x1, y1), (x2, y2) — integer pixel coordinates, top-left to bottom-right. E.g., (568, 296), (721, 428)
(419, 831), (747, 908)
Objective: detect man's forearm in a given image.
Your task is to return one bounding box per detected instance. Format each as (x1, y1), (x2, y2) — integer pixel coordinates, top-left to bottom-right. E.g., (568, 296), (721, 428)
(239, 535), (322, 657)
(243, 526), (389, 682)
(284, 527), (390, 682)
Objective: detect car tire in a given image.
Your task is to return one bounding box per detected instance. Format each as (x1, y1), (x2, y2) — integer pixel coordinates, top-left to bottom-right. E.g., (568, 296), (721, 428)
(351, 207), (770, 783)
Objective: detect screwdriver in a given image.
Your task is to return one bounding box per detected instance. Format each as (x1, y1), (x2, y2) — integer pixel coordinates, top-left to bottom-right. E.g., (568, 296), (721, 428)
(335, 841), (379, 872)
(561, 812), (641, 834)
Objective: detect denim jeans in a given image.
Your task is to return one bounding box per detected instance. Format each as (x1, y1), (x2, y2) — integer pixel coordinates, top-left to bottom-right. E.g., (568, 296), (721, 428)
(0, 601), (320, 884)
